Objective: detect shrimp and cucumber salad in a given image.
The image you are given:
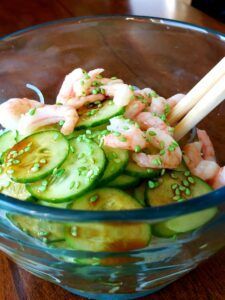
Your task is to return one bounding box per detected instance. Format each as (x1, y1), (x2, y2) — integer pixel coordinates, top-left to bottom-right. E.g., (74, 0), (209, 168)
(0, 67), (223, 250)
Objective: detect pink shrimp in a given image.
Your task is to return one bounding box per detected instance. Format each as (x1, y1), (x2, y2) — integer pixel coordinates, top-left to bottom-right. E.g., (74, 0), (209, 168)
(211, 167), (225, 189)
(167, 93), (185, 108)
(100, 83), (133, 107)
(197, 129), (216, 161)
(125, 88), (152, 119)
(103, 117), (146, 151)
(147, 96), (167, 115)
(135, 112), (173, 135)
(18, 104), (78, 136)
(183, 139), (219, 181)
(56, 68), (104, 106)
(132, 128), (182, 169)
(0, 98), (43, 130)
(124, 100), (146, 119)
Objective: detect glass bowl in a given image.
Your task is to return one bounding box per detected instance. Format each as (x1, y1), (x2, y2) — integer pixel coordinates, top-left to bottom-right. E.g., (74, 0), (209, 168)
(0, 16), (225, 300)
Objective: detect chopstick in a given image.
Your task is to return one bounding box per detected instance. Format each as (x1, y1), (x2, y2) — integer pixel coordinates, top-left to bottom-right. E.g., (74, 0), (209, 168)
(168, 57), (225, 125)
(174, 74), (225, 141)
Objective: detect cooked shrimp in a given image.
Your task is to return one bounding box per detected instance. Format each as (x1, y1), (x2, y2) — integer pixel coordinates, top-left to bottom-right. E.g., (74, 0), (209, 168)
(18, 104), (78, 136)
(132, 128), (182, 169)
(183, 140), (219, 181)
(211, 167), (225, 189)
(167, 93), (185, 108)
(0, 98), (43, 130)
(147, 96), (167, 115)
(197, 129), (216, 161)
(125, 88), (153, 119)
(135, 112), (173, 135)
(56, 68), (104, 105)
(66, 94), (105, 109)
(124, 100), (146, 119)
(104, 117), (146, 151)
(100, 83), (133, 107)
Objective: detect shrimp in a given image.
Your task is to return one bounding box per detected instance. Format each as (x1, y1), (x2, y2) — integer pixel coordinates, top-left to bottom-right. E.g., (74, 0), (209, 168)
(197, 129), (216, 161)
(167, 93), (185, 108)
(103, 117), (146, 151)
(211, 167), (225, 189)
(56, 68), (104, 106)
(132, 128), (182, 169)
(100, 83), (133, 107)
(124, 100), (146, 119)
(18, 104), (78, 136)
(125, 88), (152, 119)
(0, 98), (43, 130)
(147, 96), (167, 115)
(135, 112), (173, 135)
(183, 139), (219, 181)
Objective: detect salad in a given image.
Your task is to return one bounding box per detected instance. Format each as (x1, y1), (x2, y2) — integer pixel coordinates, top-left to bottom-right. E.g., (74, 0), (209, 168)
(0, 67), (223, 251)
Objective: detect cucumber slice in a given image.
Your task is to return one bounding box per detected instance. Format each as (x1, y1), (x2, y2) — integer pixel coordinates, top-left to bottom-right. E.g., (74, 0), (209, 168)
(125, 160), (160, 179)
(99, 147), (129, 185)
(0, 172), (31, 200)
(0, 130), (18, 162)
(5, 130), (69, 183)
(8, 214), (65, 243)
(67, 124), (108, 140)
(152, 207), (218, 238)
(146, 171), (212, 207)
(76, 100), (124, 129)
(146, 171), (217, 237)
(107, 174), (140, 189)
(66, 188), (151, 251)
(27, 138), (106, 202)
(134, 182), (146, 206)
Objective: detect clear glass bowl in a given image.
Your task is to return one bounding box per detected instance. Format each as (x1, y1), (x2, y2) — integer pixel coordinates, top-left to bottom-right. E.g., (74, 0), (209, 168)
(0, 16), (225, 300)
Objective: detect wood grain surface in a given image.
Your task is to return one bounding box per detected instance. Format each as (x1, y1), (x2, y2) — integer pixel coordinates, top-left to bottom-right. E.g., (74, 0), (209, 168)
(0, 1), (224, 300)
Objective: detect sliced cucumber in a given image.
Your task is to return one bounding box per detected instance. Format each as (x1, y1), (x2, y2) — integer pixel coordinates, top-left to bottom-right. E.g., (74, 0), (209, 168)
(0, 130), (18, 162)
(76, 100), (124, 129)
(125, 160), (160, 179)
(152, 207), (218, 238)
(8, 214), (65, 243)
(66, 188), (150, 251)
(67, 124), (108, 140)
(5, 130), (69, 183)
(146, 171), (212, 207)
(99, 147), (129, 185)
(107, 174), (140, 189)
(27, 138), (106, 202)
(0, 172), (31, 200)
(146, 171), (217, 237)
(134, 182), (146, 206)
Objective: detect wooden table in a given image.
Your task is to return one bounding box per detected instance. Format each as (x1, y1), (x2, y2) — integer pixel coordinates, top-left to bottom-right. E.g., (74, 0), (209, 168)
(0, 1), (225, 299)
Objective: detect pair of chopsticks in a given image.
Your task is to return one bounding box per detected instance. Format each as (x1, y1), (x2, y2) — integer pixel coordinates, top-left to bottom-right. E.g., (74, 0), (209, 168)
(168, 57), (225, 141)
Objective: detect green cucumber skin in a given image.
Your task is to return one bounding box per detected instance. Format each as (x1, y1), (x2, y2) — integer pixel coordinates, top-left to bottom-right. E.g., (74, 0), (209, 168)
(76, 102), (125, 130)
(99, 148), (129, 186)
(107, 174), (140, 189)
(8, 130), (70, 184)
(125, 160), (160, 179)
(27, 139), (107, 203)
(152, 207), (218, 238)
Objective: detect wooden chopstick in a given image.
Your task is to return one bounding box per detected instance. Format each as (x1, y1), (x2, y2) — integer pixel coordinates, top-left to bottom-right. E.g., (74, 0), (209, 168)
(174, 74), (225, 141)
(168, 57), (225, 125)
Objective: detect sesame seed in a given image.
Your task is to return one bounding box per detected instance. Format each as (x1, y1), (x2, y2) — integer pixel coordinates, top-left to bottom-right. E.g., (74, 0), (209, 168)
(29, 108), (36, 116)
(171, 184), (178, 190)
(134, 145), (141, 153)
(182, 180), (190, 187)
(148, 180), (155, 189)
(188, 176), (195, 184)
(71, 226), (78, 237)
(148, 130), (156, 136)
(185, 188), (191, 196)
(89, 194), (98, 203)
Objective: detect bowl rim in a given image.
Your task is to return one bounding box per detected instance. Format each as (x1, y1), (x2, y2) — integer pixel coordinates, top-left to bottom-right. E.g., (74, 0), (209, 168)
(0, 15), (225, 222)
